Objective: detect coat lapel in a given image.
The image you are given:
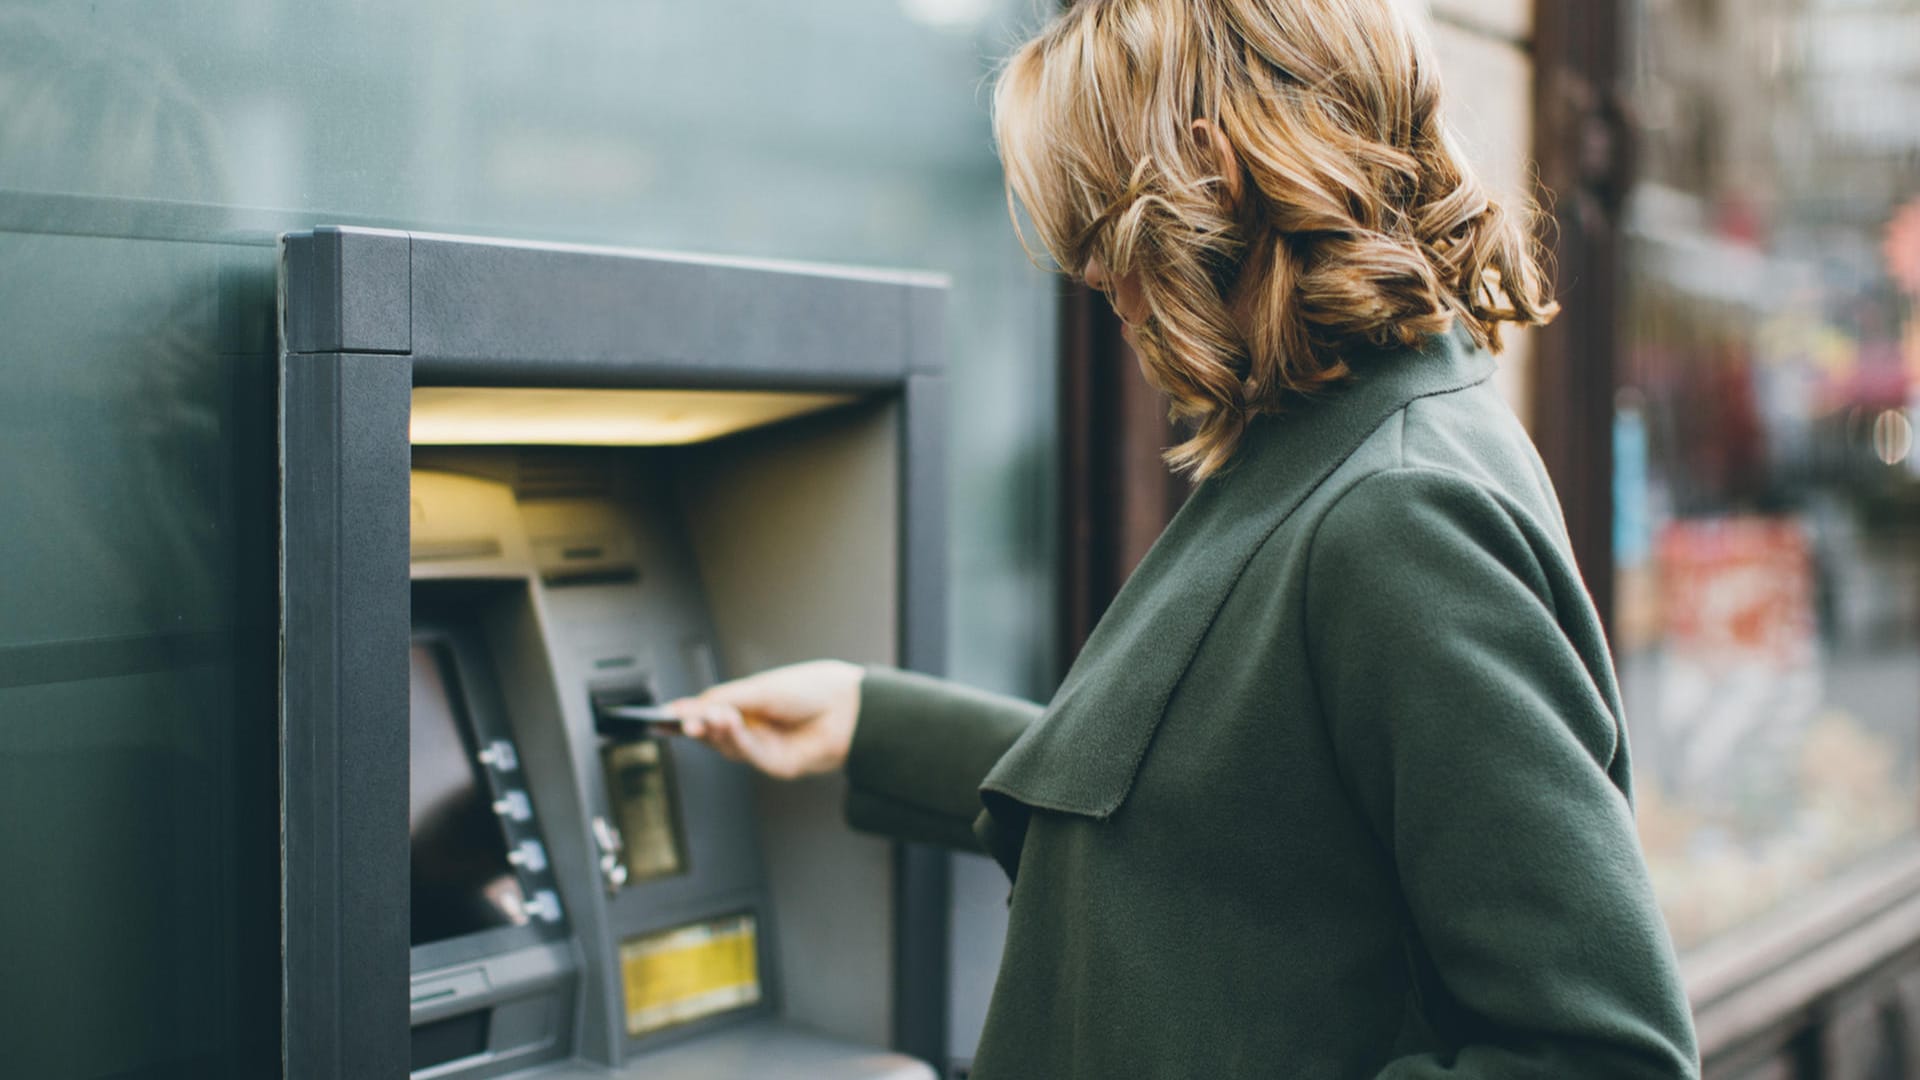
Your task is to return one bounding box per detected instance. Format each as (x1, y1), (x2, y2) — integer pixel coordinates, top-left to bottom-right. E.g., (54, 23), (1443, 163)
(976, 330), (1496, 874)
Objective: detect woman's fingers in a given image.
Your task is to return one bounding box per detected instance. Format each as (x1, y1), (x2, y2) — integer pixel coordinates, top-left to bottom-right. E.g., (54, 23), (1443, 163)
(698, 704), (750, 763)
(662, 697), (723, 739)
(662, 698), (736, 751)
(662, 697), (703, 737)
(659, 660), (860, 779)
(669, 701), (810, 777)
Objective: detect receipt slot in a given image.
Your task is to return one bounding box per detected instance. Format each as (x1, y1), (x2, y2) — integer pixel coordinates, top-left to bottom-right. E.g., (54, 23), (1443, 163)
(279, 228), (950, 1079)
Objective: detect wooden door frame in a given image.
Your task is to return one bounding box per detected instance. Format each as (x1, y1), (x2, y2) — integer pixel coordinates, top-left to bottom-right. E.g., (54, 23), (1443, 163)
(1530, 0), (1635, 636)
(1056, 282), (1188, 664)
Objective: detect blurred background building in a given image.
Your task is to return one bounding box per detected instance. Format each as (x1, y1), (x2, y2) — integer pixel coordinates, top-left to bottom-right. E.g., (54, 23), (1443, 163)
(0, 0), (1916, 1077)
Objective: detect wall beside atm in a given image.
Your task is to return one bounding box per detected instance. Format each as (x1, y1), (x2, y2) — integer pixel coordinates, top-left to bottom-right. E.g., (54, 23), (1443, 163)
(0, 3), (1054, 1076)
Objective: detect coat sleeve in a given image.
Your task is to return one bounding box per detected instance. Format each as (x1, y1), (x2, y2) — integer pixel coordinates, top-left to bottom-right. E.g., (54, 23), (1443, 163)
(1305, 467), (1699, 1078)
(843, 666), (1040, 852)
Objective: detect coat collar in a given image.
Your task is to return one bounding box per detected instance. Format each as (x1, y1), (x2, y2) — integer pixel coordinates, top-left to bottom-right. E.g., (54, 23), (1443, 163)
(975, 329), (1496, 873)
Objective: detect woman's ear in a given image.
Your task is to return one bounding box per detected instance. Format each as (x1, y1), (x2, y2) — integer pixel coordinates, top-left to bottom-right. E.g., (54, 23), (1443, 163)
(1190, 118), (1244, 211)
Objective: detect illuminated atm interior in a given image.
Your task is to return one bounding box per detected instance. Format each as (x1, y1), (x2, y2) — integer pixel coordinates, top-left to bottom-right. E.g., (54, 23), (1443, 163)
(400, 386), (929, 1080)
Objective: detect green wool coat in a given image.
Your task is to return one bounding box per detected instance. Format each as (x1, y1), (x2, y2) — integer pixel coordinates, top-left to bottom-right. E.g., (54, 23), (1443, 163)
(845, 330), (1701, 1078)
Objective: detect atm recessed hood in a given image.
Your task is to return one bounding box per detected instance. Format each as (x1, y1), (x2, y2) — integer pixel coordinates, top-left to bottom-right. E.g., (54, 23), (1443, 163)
(410, 387), (858, 447)
(280, 225), (952, 1080)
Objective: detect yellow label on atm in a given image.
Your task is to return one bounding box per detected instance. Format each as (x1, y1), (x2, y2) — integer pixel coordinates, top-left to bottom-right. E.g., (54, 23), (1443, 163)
(620, 913), (762, 1037)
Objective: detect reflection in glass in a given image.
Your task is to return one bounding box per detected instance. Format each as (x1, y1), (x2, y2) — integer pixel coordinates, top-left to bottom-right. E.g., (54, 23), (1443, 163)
(1619, 0), (1920, 949)
(409, 643), (529, 946)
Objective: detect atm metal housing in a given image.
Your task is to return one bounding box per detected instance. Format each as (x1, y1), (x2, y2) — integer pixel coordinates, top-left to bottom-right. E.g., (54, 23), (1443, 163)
(278, 227), (950, 1079)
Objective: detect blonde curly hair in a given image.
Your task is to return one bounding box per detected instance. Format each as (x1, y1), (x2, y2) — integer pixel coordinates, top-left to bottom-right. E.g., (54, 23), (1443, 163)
(994, 0), (1558, 477)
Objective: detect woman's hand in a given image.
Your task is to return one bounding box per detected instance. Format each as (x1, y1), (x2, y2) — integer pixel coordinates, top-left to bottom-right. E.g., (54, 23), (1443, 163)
(665, 660), (863, 779)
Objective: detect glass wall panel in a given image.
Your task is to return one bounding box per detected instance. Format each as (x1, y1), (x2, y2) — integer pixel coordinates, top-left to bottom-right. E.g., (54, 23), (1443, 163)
(0, 1), (1053, 1073)
(1619, 0), (1920, 951)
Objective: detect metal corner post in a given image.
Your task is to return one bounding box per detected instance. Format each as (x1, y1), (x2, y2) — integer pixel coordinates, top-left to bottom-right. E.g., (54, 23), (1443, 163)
(895, 369), (954, 1071)
(280, 342), (414, 1079)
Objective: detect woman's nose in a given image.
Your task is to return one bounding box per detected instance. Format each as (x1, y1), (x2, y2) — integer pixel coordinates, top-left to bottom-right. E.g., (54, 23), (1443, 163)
(1083, 256), (1109, 292)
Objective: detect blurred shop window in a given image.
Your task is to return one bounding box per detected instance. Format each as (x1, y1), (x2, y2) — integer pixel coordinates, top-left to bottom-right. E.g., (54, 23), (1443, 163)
(1618, 0), (1920, 951)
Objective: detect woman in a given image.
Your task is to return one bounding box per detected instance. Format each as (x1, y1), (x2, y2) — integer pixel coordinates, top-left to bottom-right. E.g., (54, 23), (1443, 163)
(670, 0), (1700, 1075)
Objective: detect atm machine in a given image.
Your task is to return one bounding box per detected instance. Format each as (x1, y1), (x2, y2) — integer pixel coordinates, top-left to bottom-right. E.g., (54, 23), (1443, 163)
(279, 228), (954, 1079)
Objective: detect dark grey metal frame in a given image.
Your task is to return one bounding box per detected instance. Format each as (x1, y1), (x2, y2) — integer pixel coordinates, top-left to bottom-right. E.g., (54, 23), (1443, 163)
(279, 226), (951, 1079)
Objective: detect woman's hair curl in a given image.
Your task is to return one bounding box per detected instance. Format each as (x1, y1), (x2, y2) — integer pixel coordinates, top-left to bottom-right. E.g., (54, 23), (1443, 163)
(995, 0), (1558, 477)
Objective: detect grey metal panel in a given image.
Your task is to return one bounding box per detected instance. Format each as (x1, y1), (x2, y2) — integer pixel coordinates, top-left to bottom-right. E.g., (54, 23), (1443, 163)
(0, 629), (231, 689)
(904, 283), (946, 377)
(285, 227), (412, 355)
(283, 233), (315, 358)
(403, 230), (942, 389)
(893, 847), (952, 1067)
(667, 406), (900, 1050)
(502, 464), (783, 1062)
(474, 581), (626, 1068)
(282, 350), (413, 1080)
(409, 942), (574, 1025)
(894, 371), (953, 1067)
(899, 373), (949, 679)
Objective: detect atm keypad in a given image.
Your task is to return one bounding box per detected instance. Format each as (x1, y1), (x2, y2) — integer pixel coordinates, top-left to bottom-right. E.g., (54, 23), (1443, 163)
(491, 789), (533, 823)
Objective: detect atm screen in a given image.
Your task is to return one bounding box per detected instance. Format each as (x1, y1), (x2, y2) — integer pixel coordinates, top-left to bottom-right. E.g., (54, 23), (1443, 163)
(410, 641), (530, 947)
